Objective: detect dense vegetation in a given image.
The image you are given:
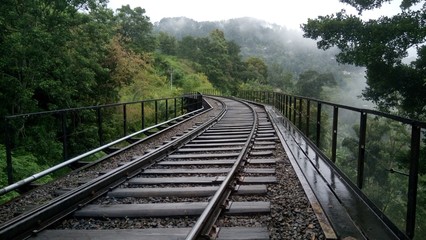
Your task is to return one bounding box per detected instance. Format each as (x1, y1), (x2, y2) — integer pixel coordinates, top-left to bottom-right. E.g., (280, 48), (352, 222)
(302, 0), (426, 120)
(301, 0), (426, 237)
(0, 0), (271, 202)
(0, 0), (425, 238)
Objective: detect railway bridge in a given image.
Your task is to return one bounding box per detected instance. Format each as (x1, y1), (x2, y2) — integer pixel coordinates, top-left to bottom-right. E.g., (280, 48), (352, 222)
(0, 91), (425, 239)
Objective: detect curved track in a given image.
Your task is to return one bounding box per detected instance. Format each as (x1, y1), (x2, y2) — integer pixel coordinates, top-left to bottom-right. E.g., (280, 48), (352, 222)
(0, 97), (324, 240)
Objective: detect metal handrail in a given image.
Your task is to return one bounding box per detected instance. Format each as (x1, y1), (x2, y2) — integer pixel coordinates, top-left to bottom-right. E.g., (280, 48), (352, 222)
(0, 97), (226, 240)
(228, 90), (424, 239)
(2, 93), (203, 189)
(0, 107), (204, 196)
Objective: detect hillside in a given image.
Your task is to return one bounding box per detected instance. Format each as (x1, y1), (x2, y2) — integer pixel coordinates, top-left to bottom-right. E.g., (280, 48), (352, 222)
(154, 17), (369, 106)
(154, 17), (360, 75)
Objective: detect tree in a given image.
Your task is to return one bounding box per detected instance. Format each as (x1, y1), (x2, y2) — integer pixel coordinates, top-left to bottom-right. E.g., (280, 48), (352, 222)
(295, 70), (336, 99)
(302, 0), (426, 119)
(157, 32), (177, 55)
(176, 29), (246, 92)
(115, 5), (156, 53)
(244, 57), (268, 84)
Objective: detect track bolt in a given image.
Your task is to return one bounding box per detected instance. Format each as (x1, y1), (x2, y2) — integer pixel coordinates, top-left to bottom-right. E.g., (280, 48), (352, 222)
(208, 226), (219, 239)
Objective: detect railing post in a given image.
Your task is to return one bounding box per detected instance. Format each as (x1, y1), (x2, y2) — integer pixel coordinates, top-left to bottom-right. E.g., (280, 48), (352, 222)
(278, 94), (281, 113)
(331, 106), (338, 163)
(289, 96), (292, 121)
(96, 108), (103, 146)
(298, 99), (303, 130)
(357, 112), (367, 189)
(123, 104), (127, 136)
(285, 95), (288, 117)
(165, 99), (169, 120)
(181, 97), (184, 115)
(306, 100), (311, 138)
(316, 102), (322, 148)
(61, 112), (68, 161)
(141, 102), (145, 129)
(174, 98), (177, 118)
(155, 100), (158, 125)
(293, 96), (297, 123)
(406, 124), (421, 238)
(5, 118), (14, 185)
(197, 93), (202, 109)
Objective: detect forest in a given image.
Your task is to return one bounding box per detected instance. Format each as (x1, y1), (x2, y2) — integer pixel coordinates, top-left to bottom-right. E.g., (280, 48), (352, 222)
(0, 0), (425, 238)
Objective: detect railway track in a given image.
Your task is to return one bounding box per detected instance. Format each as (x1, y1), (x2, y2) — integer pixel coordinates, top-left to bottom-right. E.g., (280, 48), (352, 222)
(0, 97), (326, 239)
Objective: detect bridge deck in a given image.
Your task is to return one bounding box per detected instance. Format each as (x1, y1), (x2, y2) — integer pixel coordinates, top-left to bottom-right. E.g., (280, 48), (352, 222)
(265, 104), (400, 240)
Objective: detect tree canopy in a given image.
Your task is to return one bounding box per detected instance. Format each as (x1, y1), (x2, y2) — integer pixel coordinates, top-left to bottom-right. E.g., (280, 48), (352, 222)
(302, 0), (426, 119)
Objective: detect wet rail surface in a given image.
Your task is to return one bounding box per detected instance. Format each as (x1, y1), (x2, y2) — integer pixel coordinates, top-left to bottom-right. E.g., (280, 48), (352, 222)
(0, 97), (328, 240)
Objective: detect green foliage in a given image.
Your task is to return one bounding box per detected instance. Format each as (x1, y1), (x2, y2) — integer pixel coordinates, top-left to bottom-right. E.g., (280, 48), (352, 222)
(176, 29), (250, 93)
(295, 71), (336, 99)
(243, 57), (268, 84)
(340, 117), (413, 231)
(0, 144), (52, 203)
(157, 32), (178, 55)
(302, 1), (426, 119)
(115, 5), (156, 53)
(239, 80), (274, 92)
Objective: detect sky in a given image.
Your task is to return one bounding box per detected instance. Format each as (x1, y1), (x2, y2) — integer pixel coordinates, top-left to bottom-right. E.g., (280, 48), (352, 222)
(107, 0), (403, 30)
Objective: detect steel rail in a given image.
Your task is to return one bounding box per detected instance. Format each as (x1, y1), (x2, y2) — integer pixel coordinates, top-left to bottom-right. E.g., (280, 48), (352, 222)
(0, 99), (226, 240)
(185, 98), (259, 240)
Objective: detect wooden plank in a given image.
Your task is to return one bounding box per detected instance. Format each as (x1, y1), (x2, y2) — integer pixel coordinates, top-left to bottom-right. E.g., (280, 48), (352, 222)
(256, 133), (275, 138)
(196, 134), (248, 139)
(212, 124), (252, 128)
(248, 158), (278, 164)
(255, 137), (279, 141)
(158, 160), (236, 165)
(190, 138), (247, 144)
(243, 168), (275, 174)
(32, 228), (191, 240)
(108, 185), (267, 198)
(203, 131), (250, 135)
(256, 130), (275, 134)
(235, 185), (267, 195)
(34, 227), (269, 240)
(143, 168), (231, 174)
(252, 145), (276, 150)
(128, 176), (226, 185)
(74, 201), (270, 218)
(253, 141), (275, 145)
(206, 128), (251, 132)
(74, 202), (208, 217)
(177, 147), (242, 152)
(249, 151), (273, 157)
(184, 143), (245, 148)
(227, 201), (270, 214)
(108, 186), (218, 198)
(218, 227), (269, 240)
(241, 176), (277, 183)
(128, 176), (275, 185)
(168, 153), (240, 159)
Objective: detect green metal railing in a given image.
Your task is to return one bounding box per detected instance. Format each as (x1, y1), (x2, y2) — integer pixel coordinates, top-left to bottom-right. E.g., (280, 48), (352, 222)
(2, 93), (203, 188)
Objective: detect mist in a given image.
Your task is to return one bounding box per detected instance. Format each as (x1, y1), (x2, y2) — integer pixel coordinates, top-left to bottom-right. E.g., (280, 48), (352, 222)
(154, 17), (374, 110)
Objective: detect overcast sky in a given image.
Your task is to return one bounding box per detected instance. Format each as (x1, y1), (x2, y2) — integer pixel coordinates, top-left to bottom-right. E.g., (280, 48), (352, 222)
(107, 0), (402, 30)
